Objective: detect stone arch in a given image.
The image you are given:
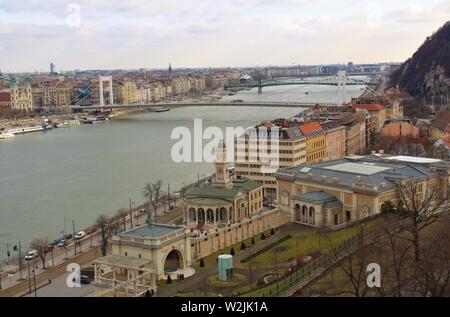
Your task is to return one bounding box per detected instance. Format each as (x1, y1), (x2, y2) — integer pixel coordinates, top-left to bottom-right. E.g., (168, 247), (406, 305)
(309, 207), (315, 225)
(220, 207), (227, 221)
(163, 248), (184, 272)
(294, 204), (301, 221)
(188, 208), (196, 221)
(207, 209), (214, 223)
(198, 208), (205, 224)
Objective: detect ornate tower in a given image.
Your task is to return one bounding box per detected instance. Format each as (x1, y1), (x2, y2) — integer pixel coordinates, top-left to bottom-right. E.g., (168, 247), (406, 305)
(214, 142), (233, 189)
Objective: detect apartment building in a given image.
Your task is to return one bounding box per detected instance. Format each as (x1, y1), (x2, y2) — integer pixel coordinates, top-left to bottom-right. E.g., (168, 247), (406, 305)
(298, 122), (326, 163)
(234, 124), (307, 199)
(320, 121), (346, 161)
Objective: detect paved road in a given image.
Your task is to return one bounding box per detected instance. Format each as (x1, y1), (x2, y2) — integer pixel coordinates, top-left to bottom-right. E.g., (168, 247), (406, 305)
(24, 271), (95, 297)
(0, 196), (184, 296)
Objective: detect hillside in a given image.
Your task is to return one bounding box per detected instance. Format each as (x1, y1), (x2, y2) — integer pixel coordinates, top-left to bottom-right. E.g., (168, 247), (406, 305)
(391, 21), (450, 98)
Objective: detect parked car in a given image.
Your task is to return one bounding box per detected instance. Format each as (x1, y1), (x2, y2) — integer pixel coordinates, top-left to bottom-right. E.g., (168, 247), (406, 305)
(80, 275), (91, 285)
(74, 231), (86, 240)
(49, 239), (61, 246)
(24, 250), (38, 261)
(63, 233), (73, 240)
(57, 239), (68, 247)
(140, 208), (147, 213)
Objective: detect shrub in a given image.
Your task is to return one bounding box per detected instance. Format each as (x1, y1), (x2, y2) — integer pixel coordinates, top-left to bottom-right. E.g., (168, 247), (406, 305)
(270, 228), (275, 235)
(261, 233), (266, 240)
(251, 237), (256, 245)
(230, 248), (235, 256)
(240, 242), (246, 251)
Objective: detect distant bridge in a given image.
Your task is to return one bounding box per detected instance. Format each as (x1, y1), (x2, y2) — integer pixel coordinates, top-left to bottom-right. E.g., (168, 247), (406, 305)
(225, 74), (375, 93)
(70, 101), (339, 112)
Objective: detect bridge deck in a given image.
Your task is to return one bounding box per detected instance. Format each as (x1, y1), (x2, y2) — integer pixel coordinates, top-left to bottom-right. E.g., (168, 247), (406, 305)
(70, 101), (339, 111)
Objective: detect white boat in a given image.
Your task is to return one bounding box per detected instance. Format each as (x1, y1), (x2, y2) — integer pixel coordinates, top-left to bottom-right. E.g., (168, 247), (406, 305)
(0, 132), (15, 140)
(6, 125), (45, 135)
(57, 119), (81, 127)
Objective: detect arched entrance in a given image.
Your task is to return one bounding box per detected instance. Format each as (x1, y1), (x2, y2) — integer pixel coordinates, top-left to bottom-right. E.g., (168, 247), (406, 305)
(164, 249), (183, 272)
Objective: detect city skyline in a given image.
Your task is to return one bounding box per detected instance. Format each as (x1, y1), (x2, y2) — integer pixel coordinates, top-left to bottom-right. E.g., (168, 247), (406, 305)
(0, 0), (449, 72)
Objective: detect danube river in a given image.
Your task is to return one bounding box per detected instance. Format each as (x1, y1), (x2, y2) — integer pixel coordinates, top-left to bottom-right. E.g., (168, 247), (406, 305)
(0, 82), (366, 258)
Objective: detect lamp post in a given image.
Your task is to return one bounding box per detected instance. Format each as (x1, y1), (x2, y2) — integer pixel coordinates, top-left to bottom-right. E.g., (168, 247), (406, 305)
(129, 198), (134, 229)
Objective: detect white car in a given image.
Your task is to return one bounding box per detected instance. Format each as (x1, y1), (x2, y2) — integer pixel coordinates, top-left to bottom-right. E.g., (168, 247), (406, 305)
(24, 250), (38, 261)
(74, 231), (86, 240)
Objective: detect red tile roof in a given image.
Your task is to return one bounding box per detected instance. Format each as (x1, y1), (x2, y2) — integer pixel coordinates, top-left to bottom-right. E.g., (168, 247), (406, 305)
(298, 122), (323, 136)
(0, 91), (11, 102)
(352, 103), (384, 111)
(430, 110), (450, 132)
(440, 135), (450, 148)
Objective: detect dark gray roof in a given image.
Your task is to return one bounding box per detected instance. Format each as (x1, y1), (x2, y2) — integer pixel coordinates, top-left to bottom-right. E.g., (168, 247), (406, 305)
(292, 191), (339, 204)
(277, 155), (448, 194)
(121, 223), (183, 239)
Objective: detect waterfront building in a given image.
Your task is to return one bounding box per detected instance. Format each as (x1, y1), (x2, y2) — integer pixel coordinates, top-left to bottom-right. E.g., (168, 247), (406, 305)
(42, 83), (73, 112)
(93, 222), (191, 296)
(320, 121), (346, 161)
(184, 144), (287, 258)
(298, 122), (326, 163)
(276, 155), (449, 228)
(337, 113), (365, 155)
(0, 78), (33, 113)
(234, 124), (307, 199)
(116, 81), (137, 104)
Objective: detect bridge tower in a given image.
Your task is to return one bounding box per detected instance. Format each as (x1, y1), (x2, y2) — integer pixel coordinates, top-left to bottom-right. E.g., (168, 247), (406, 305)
(337, 71), (347, 106)
(98, 76), (113, 106)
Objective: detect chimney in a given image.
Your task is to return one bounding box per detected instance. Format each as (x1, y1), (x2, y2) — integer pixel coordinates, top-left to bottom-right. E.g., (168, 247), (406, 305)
(332, 177), (339, 183)
(307, 173), (314, 179)
(320, 175), (327, 182)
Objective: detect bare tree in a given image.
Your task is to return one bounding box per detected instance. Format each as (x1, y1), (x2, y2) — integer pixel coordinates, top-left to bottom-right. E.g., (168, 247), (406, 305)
(373, 214), (414, 297)
(326, 223), (373, 297)
(115, 208), (129, 231)
(142, 180), (164, 223)
(30, 238), (49, 269)
(396, 178), (449, 262)
(413, 217), (450, 296)
(96, 215), (115, 256)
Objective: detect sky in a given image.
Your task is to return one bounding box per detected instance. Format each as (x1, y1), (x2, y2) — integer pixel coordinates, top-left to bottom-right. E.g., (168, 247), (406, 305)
(0, 0), (449, 73)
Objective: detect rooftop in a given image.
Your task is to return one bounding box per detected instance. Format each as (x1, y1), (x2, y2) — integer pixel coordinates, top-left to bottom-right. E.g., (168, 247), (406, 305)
(121, 223), (184, 239)
(277, 155), (448, 193)
(323, 162), (391, 175)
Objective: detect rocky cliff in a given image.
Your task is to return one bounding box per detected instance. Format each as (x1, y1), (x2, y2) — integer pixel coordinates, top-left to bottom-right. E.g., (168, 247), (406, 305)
(391, 21), (450, 98)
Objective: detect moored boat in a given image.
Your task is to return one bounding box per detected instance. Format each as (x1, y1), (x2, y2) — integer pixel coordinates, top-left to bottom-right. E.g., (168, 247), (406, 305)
(0, 132), (15, 140)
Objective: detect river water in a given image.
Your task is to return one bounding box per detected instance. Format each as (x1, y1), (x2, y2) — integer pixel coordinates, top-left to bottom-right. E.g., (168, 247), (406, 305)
(0, 82), (366, 258)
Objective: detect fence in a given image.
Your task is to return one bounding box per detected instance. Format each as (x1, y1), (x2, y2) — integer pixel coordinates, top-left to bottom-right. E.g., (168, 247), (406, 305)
(241, 235), (357, 297)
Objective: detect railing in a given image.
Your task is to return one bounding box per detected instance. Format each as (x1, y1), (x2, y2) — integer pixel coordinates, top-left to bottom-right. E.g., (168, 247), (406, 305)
(240, 235), (356, 297)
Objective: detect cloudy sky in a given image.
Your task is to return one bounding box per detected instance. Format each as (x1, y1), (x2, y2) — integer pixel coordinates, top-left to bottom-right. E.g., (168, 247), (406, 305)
(0, 0), (449, 72)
